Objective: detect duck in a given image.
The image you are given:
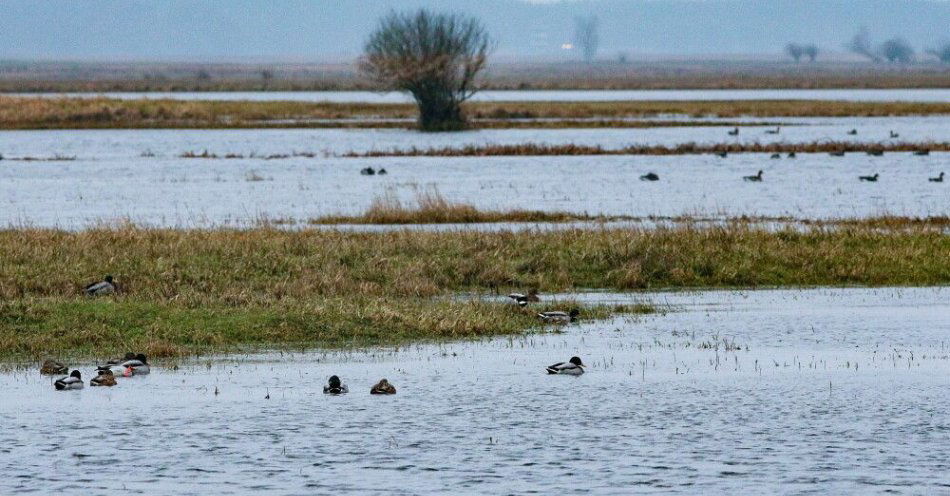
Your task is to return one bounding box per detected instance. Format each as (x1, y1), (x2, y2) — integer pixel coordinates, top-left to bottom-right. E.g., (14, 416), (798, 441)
(323, 375), (348, 394)
(743, 170), (763, 182)
(377, 168), (387, 175)
(360, 167), (376, 176)
(714, 151), (728, 158)
(370, 379), (397, 395)
(40, 359), (68, 375)
(770, 153), (781, 159)
(829, 151), (846, 157)
(859, 173), (879, 182)
(546, 356), (585, 375)
(108, 353), (150, 377)
(929, 172), (944, 183)
(867, 149), (884, 156)
(54, 370), (84, 390)
(84, 275), (116, 296)
(90, 369), (117, 387)
(765, 126), (780, 135)
(507, 290), (540, 307)
(538, 308), (580, 324)
(787, 152), (796, 158)
(889, 131), (899, 138)
(914, 149), (930, 156)
(103, 352), (136, 367)
(847, 129), (858, 135)
(639, 172), (660, 181)
(727, 127), (739, 136)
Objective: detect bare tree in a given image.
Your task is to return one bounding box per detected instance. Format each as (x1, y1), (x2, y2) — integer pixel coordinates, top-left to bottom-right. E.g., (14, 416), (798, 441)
(803, 44), (819, 62)
(879, 38), (914, 63)
(360, 9), (492, 132)
(926, 41), (950, 63)
(847, 27), (880, 62)
(785, 43), (804, 62)
(574, 16), (599, 63)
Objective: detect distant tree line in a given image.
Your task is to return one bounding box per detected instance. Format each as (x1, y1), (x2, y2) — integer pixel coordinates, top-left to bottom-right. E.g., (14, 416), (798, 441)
(846, 28), (949, 64)
(784, 43), (819, 62)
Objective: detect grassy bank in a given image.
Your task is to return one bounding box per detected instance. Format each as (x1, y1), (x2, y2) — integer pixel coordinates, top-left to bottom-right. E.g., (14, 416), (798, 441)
(2, 225), (948, 359)
(2, 97), (949, 130)
(347, 141), (947, 158)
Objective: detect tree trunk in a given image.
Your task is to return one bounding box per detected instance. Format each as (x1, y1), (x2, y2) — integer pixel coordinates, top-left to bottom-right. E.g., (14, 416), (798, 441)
(414, 93), (467, 132)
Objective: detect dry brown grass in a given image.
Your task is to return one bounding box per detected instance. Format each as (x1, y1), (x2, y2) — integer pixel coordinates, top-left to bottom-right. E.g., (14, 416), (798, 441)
(1, 97), (947, 130)
(346, 141), (948, 158)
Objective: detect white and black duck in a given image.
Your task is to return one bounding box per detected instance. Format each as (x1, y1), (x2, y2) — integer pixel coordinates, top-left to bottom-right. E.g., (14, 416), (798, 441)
(538, 308), (580, 324)
(84, 275), (117, 296)
(507, 290), (540, 307)
(54, 370), (84, 390)
(324, 375), (348, 394)
(546, 356), (585, 375)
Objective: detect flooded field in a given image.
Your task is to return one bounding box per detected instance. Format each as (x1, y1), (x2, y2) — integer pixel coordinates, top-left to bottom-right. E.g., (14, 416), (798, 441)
(16, 88), (950, 103)
(2, 287), (948, 494)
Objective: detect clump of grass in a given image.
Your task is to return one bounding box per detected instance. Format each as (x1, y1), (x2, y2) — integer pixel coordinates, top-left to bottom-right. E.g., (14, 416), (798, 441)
(312, 187), (584, 224)
(346, 141), (949, 158)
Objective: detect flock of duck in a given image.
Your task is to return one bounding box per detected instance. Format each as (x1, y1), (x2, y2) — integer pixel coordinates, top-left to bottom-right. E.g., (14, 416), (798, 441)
(45, 279), (586, 393)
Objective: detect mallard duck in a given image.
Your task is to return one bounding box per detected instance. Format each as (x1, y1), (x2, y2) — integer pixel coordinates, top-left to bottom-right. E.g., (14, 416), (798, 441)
(847, 129), (858, 135)
(929, 172), (944, 183)
(727, 127), (739, 136)
(90, 369), (117, 387)
(859, 173), (879, 182)
(54, 370), (84, 390)
(110, 353), (149, 377)
(104, 352), (137, 367)
(770, 153), (781, 159)
(889, 130), (899, 138)
(84, 275), (116, 296)
(765, 126), (780, 135)
(370, 379), (397, 395)
(787, 152), (796, 158)
(40, 359), (69, 375)
(360, 167), (376, 176)
(639, 172), (659, 181)
(546, 356), (585, 375)
(378, 168), (388, 175)
(323, 375), (348, 394)
(915, 150), (930, 156)
(743, 170), (763, 182)
(538, 308), (580, 324)
(507, 290), (540, 307)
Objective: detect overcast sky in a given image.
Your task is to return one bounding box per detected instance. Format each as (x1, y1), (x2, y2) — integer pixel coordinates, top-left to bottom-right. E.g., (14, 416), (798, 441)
(1, 0), (947, 61)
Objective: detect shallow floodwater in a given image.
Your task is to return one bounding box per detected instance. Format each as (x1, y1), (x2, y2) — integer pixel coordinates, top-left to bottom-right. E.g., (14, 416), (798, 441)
(15, 88), (950, 103)
(2, 287), (948, 494)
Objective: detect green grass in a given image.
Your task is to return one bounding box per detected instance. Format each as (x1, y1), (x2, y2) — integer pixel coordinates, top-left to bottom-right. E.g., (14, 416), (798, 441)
(2, 224), (947, 360)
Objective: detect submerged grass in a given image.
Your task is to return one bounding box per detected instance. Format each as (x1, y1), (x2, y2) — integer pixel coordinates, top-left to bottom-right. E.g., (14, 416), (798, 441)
(1, 224), (948, 359)
(1, 97), (948, 130)
(347, 141), (948, 158)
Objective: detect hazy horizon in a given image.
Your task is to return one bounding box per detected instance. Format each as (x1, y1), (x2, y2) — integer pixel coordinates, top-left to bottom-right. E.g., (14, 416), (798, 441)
(1, 0), (948, 63)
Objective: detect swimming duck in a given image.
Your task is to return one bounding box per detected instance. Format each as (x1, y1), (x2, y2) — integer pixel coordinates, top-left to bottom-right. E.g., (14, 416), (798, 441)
(639, 172), (660, 181)
(829, 151), (846, 157)
(370, 379), (397, 395)
(324, 375), (348, 394)
(109, 353), (150, 377)
(90, 369), (117, 387)
(546, 356), (585, 375)
(54, 370), (84, 390)
(360, 167), (376, 176)
(770, 153), (781, 159)
(889, 131), (899, 138)
(378, 168), (388, 175)
(103, 352), (137, 367)
(867, 149), (884, 156)
(727, 127), (739, 136)
(714, 151), (728, 158)
(40, 359), (69, 375)
(538, 308), (580, 324)
(859, 173), (879, 182)
(765, 126), (780, 135)
(743, 170), (763, 182)
(847, 129), (858, 135)
(787, 152), (796, 158)
(84, 275), (116, 296)
(915, 149), (930, 156)
(929, 172), (944, 183)
(508, 290), (540, 307)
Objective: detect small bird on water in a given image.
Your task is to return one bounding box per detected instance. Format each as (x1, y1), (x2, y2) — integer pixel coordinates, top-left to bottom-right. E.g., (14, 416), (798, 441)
(639, 172), (660, 181)
(546, 356), (585, 375)
(538, 308), (580, 324)
(370, 379), (397, 395)
(40, 359), (69, 375)
(90, 369), (117, 387)
(743, 170), (763, 182)
(507, 290), (540, 307)
(324, 375), (348, 394)
(54, 370), (84, 390)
